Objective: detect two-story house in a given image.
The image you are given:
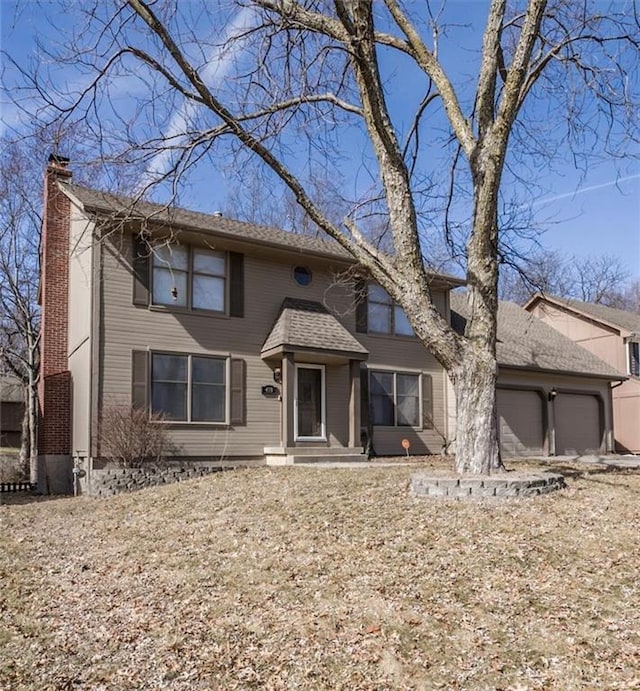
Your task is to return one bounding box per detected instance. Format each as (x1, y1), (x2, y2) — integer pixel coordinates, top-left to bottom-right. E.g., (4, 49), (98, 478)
(37, 156), (624, 491)
(525, 295), (640, 453)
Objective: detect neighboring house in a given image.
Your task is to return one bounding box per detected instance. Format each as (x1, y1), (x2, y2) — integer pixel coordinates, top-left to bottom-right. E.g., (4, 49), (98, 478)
(525, 295), (640, 453)
(37, 156), (623, 489)
(0, 376), (24, 448)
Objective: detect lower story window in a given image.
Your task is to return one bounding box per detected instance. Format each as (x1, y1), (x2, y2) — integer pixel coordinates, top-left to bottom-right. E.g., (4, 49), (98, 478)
(370, 370), (420, 426)
(151, 352), (226, 422)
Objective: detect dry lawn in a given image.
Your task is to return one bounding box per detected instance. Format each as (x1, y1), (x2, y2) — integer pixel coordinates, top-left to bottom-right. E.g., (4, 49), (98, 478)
(1, 459), (640, 690)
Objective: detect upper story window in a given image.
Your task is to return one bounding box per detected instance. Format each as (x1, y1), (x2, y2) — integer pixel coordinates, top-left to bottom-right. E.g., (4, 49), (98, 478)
(367, 284), (414, 336)
(293, 265), (312, 287)
(152, 245), (226, 312)
(629, 341), (639, 377)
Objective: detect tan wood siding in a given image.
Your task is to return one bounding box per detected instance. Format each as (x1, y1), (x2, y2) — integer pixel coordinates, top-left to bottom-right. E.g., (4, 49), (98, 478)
(99, 232), (449, 459)
(67, 210), (95, 455)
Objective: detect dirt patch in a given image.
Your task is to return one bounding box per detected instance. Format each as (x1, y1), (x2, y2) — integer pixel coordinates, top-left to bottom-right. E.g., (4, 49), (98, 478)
(1, 459), (639, 689)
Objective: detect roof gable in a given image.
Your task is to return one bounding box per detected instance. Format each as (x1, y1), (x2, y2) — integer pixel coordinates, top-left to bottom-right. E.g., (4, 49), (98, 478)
(262, 298), (368, 359)
(451, 292), (623, 379)
(525, 294), (640, 337)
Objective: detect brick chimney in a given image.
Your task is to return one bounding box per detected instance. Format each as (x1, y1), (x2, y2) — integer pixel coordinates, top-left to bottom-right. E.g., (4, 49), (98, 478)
(38, 154), (72, 456)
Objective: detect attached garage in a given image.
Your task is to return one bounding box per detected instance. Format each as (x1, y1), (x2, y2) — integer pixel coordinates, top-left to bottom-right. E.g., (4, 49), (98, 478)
(497, 388), (545, 457)
(450, 295), (622, 458)
(554, 392), (602, 455)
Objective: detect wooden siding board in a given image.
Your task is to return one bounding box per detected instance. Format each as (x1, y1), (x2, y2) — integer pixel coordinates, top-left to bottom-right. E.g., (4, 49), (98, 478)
(67, 212), (94, 456)
(99, 232), (449, 458)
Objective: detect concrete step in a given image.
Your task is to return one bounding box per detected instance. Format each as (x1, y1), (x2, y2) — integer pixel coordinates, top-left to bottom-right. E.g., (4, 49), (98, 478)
(292, 454), (368, 464)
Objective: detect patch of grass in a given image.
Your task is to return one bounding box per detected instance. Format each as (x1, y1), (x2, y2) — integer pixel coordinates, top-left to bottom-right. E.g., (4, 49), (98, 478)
(1, 459), (640, 689)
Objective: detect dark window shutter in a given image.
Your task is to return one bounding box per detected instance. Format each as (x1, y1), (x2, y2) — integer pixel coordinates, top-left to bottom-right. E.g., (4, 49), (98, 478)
(422, 374), (433, 429)
(132, 234), (150, 305)
(229, 252), (244, 317)
(132, 350), (149, 410)
(355, 279), (368, 333)
(230, 358), (246, 425)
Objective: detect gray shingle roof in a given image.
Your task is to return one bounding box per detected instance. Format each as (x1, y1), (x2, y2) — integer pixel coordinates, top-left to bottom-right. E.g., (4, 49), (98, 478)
(62, 182), (352, 260)
(535, 295), (640, 336)
(262, 298), (368, 358)
(450, 292), (623, 379)
(61, 182), (465, 287)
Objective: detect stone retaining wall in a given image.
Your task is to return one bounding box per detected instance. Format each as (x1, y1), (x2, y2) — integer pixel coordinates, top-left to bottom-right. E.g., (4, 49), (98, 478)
(86, 466), (230, 497)
(410, 471), (565, 500)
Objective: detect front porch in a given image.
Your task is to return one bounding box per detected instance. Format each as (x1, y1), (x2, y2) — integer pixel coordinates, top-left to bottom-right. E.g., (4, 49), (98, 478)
(261, 298), (369, 465)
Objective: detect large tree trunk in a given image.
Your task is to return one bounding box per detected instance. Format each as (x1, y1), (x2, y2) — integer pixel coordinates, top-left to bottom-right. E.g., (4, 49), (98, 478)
(451, 351), (503, 474)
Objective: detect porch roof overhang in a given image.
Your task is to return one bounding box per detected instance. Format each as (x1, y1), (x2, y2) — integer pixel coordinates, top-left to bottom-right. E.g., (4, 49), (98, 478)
(261, 298), (368, 363)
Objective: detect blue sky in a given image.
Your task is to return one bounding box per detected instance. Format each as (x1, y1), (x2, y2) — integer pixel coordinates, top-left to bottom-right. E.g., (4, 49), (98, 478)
(1, 0), (638, 278)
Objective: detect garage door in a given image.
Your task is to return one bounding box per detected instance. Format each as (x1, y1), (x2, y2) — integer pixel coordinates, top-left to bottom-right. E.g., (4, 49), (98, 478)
(554, 393), (601, 455)
(497, 389), (545, 457)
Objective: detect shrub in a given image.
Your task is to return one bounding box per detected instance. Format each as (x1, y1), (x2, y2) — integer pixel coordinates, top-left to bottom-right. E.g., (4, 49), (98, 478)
(99, 406), (172, 468)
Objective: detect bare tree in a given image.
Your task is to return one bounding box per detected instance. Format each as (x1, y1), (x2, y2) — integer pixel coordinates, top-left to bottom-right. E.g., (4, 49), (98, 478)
(0, 138), (42, 481)
(9, 0), (639, 473)
(500, 249), (635, 307)
(619, 279), (640, 313)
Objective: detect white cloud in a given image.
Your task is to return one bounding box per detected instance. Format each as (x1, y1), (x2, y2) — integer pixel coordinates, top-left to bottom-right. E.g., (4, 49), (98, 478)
(534, 173), (640, 206)
(143, 6), (256, 186)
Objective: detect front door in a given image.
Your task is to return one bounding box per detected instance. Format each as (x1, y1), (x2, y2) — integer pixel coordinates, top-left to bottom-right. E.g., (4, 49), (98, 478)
(295, 365), (325, 440)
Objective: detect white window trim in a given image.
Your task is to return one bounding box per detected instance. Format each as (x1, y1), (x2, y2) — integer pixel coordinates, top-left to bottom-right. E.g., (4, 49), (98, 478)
(369, 368), (423, 428)
(150, 350), (231, 425)
(294, 363), (326, 442)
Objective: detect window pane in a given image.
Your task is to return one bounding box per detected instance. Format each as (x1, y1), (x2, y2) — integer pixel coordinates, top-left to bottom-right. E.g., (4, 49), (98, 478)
(153, 245), (188, 270)
(394, 306), (414, 336)
(370, 371), (394, 426)
(293, 266), (312, 286)
(192, 357), (225, 385)
(153, 267), (187, 306)
(152, 354), (187, 382)
(151, 382), (187, 420)
(372, 394), (394, 426)
(193, 275), (225, 311)
(397, 375), (419, 426)
(368, 284), (391, 303)
(368, 302), (392, 333)
(193, 249), (226, 276)
(370, 371), (393, 395)
(192, 384), (225, 422)
(396, 374), (419, 396)
(397, 394), (419, 426)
